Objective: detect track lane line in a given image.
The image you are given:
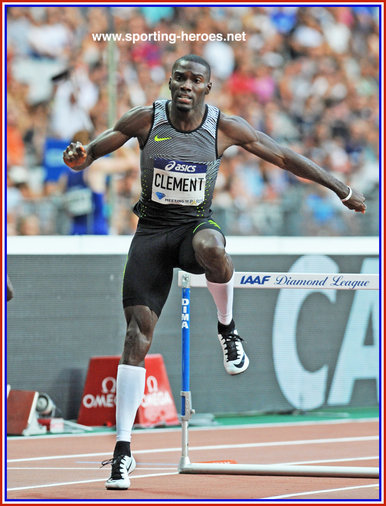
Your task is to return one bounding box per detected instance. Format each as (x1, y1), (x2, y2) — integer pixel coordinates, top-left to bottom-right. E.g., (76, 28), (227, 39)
(7, 417), (378, 440)
(8, 457), (377, 471)
(8, 456), (377, 473)
(7, 471), (179, 492)
(7, 435), (379, 463)
(279, 456), (379, 465)
(8, 466), (177, 471)
(265, 483), (379, 499)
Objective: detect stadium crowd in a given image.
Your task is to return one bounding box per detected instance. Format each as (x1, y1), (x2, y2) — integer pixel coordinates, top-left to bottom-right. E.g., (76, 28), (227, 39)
(6, 5), (379, 236)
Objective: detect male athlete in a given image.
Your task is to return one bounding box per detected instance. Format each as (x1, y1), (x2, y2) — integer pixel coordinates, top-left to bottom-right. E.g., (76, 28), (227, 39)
(63, 54), (366, 490)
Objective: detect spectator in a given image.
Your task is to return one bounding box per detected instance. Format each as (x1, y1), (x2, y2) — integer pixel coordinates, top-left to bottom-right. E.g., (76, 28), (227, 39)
(50, 69), (94, 139)
(7, 106), (26, 167)
(27, 8), (72, 60)
(58, 130), (138, 235)
(18, 214), (41, 235)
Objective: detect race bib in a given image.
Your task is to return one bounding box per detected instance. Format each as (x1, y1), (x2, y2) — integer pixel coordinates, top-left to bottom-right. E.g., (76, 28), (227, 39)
(63, 187), (93, 216)
(151, 158), (207, 206)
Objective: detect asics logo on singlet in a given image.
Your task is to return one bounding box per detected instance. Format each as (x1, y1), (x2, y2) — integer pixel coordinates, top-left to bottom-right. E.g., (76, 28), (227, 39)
(165, 160), (197, 173)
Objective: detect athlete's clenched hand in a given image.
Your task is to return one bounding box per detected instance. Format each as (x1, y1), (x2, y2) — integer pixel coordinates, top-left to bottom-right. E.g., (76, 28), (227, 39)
(341, 187), (367, 214)
(63, 141), (87, 170)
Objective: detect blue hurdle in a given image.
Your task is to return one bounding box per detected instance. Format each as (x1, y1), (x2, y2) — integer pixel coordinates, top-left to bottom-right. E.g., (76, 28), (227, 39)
(177, 270), (379, 479)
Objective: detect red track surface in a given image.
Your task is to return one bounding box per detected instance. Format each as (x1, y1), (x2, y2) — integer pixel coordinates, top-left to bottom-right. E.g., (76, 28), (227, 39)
(6, 419), (380, 501)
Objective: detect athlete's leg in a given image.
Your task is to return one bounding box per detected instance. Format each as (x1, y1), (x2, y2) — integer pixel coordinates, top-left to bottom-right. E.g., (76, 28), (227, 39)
(115, 264), (172, 452)
(192, 228), (234, 324)
(191, 227), (249, 375)
(105, 225), (173, 489)
(115, 305), (158, 449)
(192, 228), (233, 283)
(120, 305), (158, 367)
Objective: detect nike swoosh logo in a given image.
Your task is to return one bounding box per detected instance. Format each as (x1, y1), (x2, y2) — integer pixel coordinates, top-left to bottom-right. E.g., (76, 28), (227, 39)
(154, 135), (172, 142)
(127, 458), (136, 473)
(234, 354), (246, 368)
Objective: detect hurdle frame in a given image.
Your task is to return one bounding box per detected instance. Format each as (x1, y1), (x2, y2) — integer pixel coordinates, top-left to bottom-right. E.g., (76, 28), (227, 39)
(177, 270), (379, 479)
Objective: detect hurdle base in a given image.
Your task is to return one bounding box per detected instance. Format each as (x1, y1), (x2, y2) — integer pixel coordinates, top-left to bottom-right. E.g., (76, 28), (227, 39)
(178, 463), (379, 479)
(178, 455), (192, 472)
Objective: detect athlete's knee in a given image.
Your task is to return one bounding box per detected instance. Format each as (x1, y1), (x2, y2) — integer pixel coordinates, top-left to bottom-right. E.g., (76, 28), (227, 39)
(193, 231), (225, 267)
(121, 306), (157, 366)
(198, 243), (227, 269)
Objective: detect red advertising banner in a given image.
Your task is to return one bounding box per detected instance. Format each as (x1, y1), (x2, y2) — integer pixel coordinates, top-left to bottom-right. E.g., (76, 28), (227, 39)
(77, 355), (179, 427)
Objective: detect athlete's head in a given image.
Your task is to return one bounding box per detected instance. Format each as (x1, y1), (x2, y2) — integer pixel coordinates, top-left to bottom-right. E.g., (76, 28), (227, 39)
(169, 54), (212, 111)
(172, 55), (211, 81)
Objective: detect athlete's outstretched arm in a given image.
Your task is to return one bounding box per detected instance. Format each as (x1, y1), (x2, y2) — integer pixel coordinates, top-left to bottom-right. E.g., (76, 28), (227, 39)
(63, 106), (153, 171)
(218, 114), (366, 213)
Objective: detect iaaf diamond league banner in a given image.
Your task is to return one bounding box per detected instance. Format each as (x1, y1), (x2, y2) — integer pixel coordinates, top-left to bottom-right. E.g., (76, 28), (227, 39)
(181, 254), (379, 414)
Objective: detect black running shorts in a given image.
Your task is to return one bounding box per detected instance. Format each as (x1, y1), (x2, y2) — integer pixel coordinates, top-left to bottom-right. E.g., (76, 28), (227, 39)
(122, 217), (225, 317)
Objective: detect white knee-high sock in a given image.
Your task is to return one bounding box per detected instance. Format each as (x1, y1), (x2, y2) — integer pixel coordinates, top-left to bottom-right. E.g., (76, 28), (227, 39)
(206, 272), (234, 325)
(116, 364), (146, 442)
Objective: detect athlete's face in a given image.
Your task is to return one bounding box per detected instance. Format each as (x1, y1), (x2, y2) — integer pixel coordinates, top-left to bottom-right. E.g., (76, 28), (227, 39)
(169, 61), (212, 112)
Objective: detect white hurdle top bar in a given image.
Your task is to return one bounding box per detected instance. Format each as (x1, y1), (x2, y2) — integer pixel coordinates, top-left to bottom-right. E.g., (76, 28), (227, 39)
(178, 271), (379, 290)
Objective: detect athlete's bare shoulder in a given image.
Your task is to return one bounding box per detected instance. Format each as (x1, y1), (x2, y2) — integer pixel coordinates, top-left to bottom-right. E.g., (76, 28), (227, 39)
(217, 112), (258, 155)
(115, 105), (154, 144)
